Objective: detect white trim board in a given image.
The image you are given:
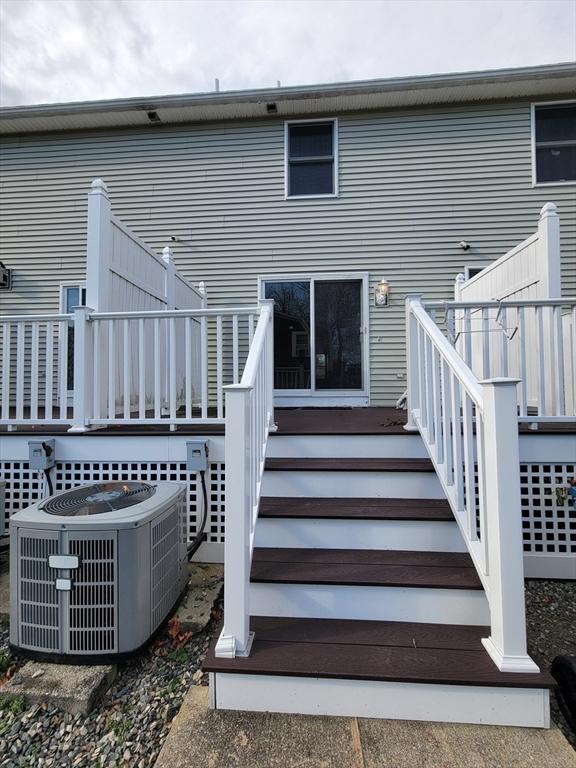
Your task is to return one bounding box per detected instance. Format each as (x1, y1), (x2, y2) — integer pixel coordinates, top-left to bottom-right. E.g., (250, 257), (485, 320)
(210, 673), (550, 728)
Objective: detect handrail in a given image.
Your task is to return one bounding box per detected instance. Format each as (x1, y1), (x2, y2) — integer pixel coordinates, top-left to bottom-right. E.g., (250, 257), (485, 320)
(89, 306), (261, 320)
(0, 313), (73, 323)
(409, 300), (484, 410)
(215, 300), (275, 659)
(425, 297), (576, 309)
(240, 304), (271, 386)
(405, 296), (539, 674)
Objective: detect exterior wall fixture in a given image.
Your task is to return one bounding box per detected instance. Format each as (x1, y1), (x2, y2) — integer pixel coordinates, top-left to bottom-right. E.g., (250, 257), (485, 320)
(0, 260), (12, 290)
(374, 277), (390, 307)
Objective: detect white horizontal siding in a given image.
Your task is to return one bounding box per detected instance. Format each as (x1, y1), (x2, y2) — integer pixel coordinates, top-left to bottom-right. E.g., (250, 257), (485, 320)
(1, 101), (574, 404)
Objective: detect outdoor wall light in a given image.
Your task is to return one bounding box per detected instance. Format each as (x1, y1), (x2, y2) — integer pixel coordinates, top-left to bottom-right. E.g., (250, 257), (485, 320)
(374, 277), (390, 307)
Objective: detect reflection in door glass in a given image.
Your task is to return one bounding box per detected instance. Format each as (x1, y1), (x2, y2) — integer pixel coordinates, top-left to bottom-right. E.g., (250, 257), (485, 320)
(314, 280), (362, 390)
(264, 281), (311, 390)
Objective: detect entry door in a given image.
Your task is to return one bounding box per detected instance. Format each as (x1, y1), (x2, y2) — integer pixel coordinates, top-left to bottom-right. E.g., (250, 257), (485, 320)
(261, 274), (369, 405)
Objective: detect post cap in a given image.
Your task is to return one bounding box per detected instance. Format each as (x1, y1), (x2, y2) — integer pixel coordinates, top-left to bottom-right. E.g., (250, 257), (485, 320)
(90, 178), (109, 194)
(540, 201), (557, 218)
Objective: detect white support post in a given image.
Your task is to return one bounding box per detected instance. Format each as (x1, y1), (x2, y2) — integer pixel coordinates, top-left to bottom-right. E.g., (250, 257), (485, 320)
(214, 384), (254, 658)
(479, 378), (539, 673)
(404, 295), (422, 432)
(69, 306), (94, 433)
(538, 202), (561, 298)
(86, 179), (112, 312)
(260, 299), (277, 432)
(454, 272), (466, 300)
(163, 246), (176, 310)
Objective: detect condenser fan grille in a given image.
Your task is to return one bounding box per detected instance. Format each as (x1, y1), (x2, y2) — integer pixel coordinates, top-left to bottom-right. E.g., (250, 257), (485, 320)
(41, 482), (156, 516)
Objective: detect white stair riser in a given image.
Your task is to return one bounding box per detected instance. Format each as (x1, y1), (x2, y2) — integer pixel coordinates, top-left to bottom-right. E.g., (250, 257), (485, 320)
(262, 471), (443, 498)
(250, 583), (489, 625)
(267, 434), (428, 459)
(254, 518), (466, 552)
(210, 673), (550, 728)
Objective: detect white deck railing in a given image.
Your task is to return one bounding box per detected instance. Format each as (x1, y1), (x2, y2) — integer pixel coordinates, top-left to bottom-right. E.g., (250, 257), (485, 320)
(1, 314), (73, 425)
(426, 298), (576, 421)
(405, 296), (539, 673)
(0, 306), (262, 429)
(215, 300), (275, 658)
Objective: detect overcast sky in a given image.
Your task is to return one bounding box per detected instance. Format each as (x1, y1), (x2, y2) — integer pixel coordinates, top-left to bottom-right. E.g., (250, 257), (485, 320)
(0, 0), (574, 107)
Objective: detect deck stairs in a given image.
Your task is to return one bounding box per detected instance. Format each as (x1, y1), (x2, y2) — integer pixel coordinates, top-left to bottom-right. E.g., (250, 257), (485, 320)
(205, 419), (554, 727)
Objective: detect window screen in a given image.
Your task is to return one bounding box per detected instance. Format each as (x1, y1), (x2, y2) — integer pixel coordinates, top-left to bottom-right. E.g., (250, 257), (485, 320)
(534, 104), (576, 184)
(287, 121), (335, 196)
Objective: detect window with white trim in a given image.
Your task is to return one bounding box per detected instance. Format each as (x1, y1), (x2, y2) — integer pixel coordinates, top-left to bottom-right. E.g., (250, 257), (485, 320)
(286, 120), (337, 197)
(533, 103), (576, 184)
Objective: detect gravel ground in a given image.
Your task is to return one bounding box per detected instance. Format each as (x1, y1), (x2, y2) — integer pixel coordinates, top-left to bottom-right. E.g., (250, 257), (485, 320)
(0, 594), (222, 768)
(0, 580), (574, 765)
(525, 579), (576, 748)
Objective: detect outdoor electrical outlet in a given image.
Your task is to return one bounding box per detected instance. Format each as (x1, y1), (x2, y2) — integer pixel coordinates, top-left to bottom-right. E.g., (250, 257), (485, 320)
(28, 439), (56, 470)
(186, 440), (209, 472)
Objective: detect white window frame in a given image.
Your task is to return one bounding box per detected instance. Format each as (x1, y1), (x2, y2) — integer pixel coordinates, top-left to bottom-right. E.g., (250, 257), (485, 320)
(464, 265), (490, 281)
(59, 282), (86, 400)
(531, 99), (576, 187)
(59, 282), (86, 314)
(284, 118), (339, 199)
(258, 271), (369, 407)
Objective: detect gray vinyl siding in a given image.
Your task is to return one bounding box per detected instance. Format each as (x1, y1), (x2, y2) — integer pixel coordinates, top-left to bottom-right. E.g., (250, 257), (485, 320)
(1, 101), (575, 405)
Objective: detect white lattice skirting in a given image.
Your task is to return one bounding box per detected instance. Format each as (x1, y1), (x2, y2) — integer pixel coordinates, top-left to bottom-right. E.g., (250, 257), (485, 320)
(0, 459), (225, 562)
(0, 459), (574, 576)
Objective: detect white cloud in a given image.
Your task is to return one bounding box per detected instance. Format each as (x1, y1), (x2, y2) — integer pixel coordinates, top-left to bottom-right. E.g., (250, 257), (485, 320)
(0, 0), (574, 106)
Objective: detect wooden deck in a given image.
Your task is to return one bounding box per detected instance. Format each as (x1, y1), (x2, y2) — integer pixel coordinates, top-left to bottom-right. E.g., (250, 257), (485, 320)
(2, 406), (574, 436)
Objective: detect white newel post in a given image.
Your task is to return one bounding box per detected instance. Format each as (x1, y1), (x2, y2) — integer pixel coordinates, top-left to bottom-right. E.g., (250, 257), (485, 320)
(198, 282), (208, 419)
(454, 272), (465, 301)
(86, 179), (112, 312)
(162, 247), (176, 310)
(404, 295), (422, 432)
(538, 202), (561, 298)
(479, 378), (539, 673)
(215, 384), (254, 658)
(69, 306), (94, 433)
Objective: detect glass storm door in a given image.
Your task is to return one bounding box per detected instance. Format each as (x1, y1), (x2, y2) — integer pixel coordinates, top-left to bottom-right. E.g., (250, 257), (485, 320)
(263, 276), (366, 401)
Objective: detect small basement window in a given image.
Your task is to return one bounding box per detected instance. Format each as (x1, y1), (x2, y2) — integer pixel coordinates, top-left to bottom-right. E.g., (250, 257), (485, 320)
(286, 120), (337, 197)
(533, 103), (576, 184)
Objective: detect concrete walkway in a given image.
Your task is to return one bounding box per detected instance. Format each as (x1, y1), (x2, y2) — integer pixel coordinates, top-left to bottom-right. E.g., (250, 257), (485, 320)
(155, 687), (576, 768)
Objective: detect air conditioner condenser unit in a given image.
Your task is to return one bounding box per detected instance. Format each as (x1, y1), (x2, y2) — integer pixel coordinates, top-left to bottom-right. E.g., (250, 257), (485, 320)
(10, 481), (188, 661)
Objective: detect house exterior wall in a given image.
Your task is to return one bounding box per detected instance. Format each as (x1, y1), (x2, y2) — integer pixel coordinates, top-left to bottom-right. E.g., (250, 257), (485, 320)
(1, 100), (575, 405)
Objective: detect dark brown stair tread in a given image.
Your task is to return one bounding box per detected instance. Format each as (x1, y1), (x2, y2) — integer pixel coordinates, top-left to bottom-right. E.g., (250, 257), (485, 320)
(250, 616), (489, 651)
(259, 497), (453, 521)
(264, 458), (435, 472)
(204, 636), (553, 689)
(253, 548), (471, 567)
(251, 548), (481, 590)
(251, 561), (481, 589)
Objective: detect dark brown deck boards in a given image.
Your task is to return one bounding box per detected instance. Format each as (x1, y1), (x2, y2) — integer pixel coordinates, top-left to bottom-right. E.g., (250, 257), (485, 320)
(259, 497), (454, 521)
(264, 457), (435, 472)
(253, 548), (471, 566)
(251, 548), (482, 590)
(275, 407), (409, 435)
(3, 406), (574, 436)
(249, 616), (489, 651)
(204, 619), (553, 688)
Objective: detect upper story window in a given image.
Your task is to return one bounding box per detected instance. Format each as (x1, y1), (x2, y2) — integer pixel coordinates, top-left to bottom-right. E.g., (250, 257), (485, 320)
(533, 102), (576, 185)
(286, 119), (337, 197)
